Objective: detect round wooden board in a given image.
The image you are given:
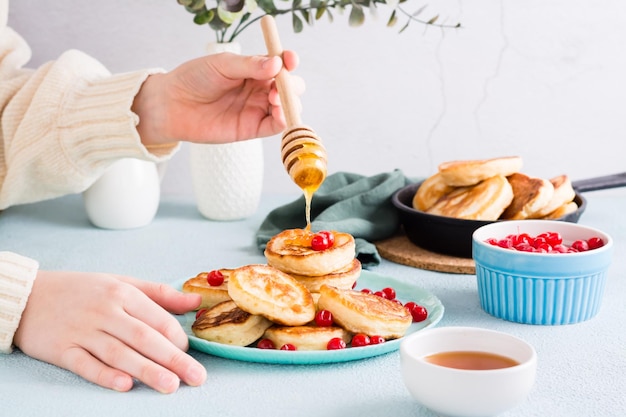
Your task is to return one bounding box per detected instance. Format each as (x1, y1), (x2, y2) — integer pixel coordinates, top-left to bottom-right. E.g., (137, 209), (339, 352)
(375, 234), (475, 275)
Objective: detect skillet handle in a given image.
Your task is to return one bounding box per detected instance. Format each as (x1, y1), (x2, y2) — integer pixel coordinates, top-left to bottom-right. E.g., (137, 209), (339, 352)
(572, 172), (626, 192)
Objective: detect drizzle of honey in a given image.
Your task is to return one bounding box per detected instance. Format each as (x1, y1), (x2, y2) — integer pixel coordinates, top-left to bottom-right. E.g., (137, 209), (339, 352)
(283, 228), (314, 247)
(290, 161), (326, 230)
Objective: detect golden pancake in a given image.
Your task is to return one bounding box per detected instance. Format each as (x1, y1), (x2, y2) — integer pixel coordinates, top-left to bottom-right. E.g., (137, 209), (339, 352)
(227, 264), (316, 326)
(541, 201), (578, 220)
(500, 172), (555, 220)
(262, 325), (351, 351)
(412, 172), (456, 211)
(288, 259), (361, 293)
(264, 228), (356, 276)
(192, 300), (273, 346)
(181, 269), (233, 309)
(426, 175), (514, 221)
(438, 156), (523, 187)
(317, 285), (412, 340)
(531, 174), (576, 218)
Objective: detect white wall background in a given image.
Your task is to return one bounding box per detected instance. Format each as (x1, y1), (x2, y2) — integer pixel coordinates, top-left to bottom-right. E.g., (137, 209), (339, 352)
(8, 0), (626, 197)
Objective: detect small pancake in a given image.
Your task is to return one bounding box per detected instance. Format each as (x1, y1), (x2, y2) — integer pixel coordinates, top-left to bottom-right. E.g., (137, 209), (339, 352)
(412, 173), (456, 211)
(262, 325), (351, 351)
(531, 174), (576, 218)
(288, 259), (361, 293)
(426, 175), (514, 221)
(192, 300), (273, 346)
(317, 285), (412, 340)
(227, 264), (316, 326)
(500, 172), (555, 220)
(541, 201), (578, 220)
(438, 156), (523, 187)
(265, 229), (356, 277)
(182, 269), (233, 309)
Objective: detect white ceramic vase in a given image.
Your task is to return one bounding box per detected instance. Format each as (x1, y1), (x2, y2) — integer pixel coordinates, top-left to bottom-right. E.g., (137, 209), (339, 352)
(83, 158), (160, 229)
(189, 42), (264, 221)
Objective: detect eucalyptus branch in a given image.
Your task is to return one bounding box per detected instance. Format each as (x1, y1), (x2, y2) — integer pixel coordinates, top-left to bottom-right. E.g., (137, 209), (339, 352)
(177, 0), (461, 43)
(395, 4), (461, 31)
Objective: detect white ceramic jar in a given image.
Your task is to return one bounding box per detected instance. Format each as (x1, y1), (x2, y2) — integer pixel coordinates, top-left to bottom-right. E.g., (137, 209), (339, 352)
(189, 41), (264, 221)
(83, 158), (160, 229)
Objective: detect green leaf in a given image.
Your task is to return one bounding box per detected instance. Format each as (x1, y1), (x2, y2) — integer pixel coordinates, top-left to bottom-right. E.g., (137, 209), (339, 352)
(299, 9), (312, 25)
(326, 8), (334, 23)
(315, 6), (326, 20)
(217, 5), (244, 24)
(348, 5), (365, 27)
(185, 0), (206, 13)
(207, 7), (231, 31)
(238, 12), (252, 25)
(194, 9), (213, 24)
(386, 9), (397, 27)
(292, 13), (304, 33)
(177, 0), (194, 6)
(258, 0), (277, 13)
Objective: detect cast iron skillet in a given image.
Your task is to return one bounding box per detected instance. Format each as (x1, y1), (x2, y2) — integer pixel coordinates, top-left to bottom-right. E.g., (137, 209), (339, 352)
(392, 172), (626, 259)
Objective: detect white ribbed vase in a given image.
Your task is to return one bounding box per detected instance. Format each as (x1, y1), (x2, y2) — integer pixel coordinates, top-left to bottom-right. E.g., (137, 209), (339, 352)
(83, 158), (160, 229)
(190, 42), (264, 221)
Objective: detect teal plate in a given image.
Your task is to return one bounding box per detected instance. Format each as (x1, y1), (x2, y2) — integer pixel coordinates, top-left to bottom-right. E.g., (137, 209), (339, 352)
(173, 270), (444, 365)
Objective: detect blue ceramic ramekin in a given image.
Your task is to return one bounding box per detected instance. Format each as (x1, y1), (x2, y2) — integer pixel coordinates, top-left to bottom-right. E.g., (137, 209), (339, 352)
(472, 220), (613, 325)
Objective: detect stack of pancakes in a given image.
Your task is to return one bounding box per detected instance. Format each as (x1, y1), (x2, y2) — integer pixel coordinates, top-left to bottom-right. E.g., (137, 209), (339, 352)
(183, 228), (412, 350)
(413, 156), (577, 221)
(264, 228), (361, 293)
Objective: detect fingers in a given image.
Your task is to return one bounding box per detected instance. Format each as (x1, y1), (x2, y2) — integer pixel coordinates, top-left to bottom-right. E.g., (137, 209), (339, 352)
(125, 277), (202, 315)
(210, 50), (300, 83)
(282, 50), (300, 72)
(75, 309), (206, 392)
(64, 335), (185, 394)
(105, 278), (207, 390)
(102, 316), (206, 391)
(61, 346), (135, 392)
(209, 53), (279, 82)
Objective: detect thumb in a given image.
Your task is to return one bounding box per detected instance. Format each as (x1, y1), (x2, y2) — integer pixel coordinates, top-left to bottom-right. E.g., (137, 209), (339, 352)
(210, 53), (283, 81)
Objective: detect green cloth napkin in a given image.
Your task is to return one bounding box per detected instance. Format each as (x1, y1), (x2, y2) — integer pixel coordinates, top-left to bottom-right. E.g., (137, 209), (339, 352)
(256, 170), (413, 268)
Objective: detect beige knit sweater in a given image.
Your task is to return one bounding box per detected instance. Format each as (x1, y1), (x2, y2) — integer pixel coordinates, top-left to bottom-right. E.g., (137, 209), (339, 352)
(0, 0), (178, 352)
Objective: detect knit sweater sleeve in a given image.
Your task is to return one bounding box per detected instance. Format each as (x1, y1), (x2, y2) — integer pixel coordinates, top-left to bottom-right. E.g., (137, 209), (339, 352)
(0, 22), (179, 209)
(0, 252), (38, 353)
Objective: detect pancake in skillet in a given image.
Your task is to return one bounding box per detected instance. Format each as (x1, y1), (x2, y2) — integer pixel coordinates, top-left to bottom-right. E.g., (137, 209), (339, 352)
(500, 172), (555, 220)
(426, 174), (514, 221)
(541, 201), (578, 220)
(531, 174), (576, 218)
(412, 172), (456, 211)
(438, 156), (523, 187)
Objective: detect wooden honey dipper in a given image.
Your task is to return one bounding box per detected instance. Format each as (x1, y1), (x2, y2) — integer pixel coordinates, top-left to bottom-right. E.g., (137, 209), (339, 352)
(260, 16), (328, 198)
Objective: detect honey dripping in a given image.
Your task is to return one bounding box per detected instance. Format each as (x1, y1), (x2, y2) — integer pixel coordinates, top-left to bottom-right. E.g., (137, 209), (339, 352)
(281, 127), (327, 230)
(260, 16), (327, 230)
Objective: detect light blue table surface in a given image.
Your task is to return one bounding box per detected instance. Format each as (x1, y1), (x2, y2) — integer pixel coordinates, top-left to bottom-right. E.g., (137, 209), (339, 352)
(1, 190), (625, 417)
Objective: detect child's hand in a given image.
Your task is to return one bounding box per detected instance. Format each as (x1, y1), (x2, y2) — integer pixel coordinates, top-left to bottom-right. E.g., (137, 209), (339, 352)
(13, 271), (206, 393)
